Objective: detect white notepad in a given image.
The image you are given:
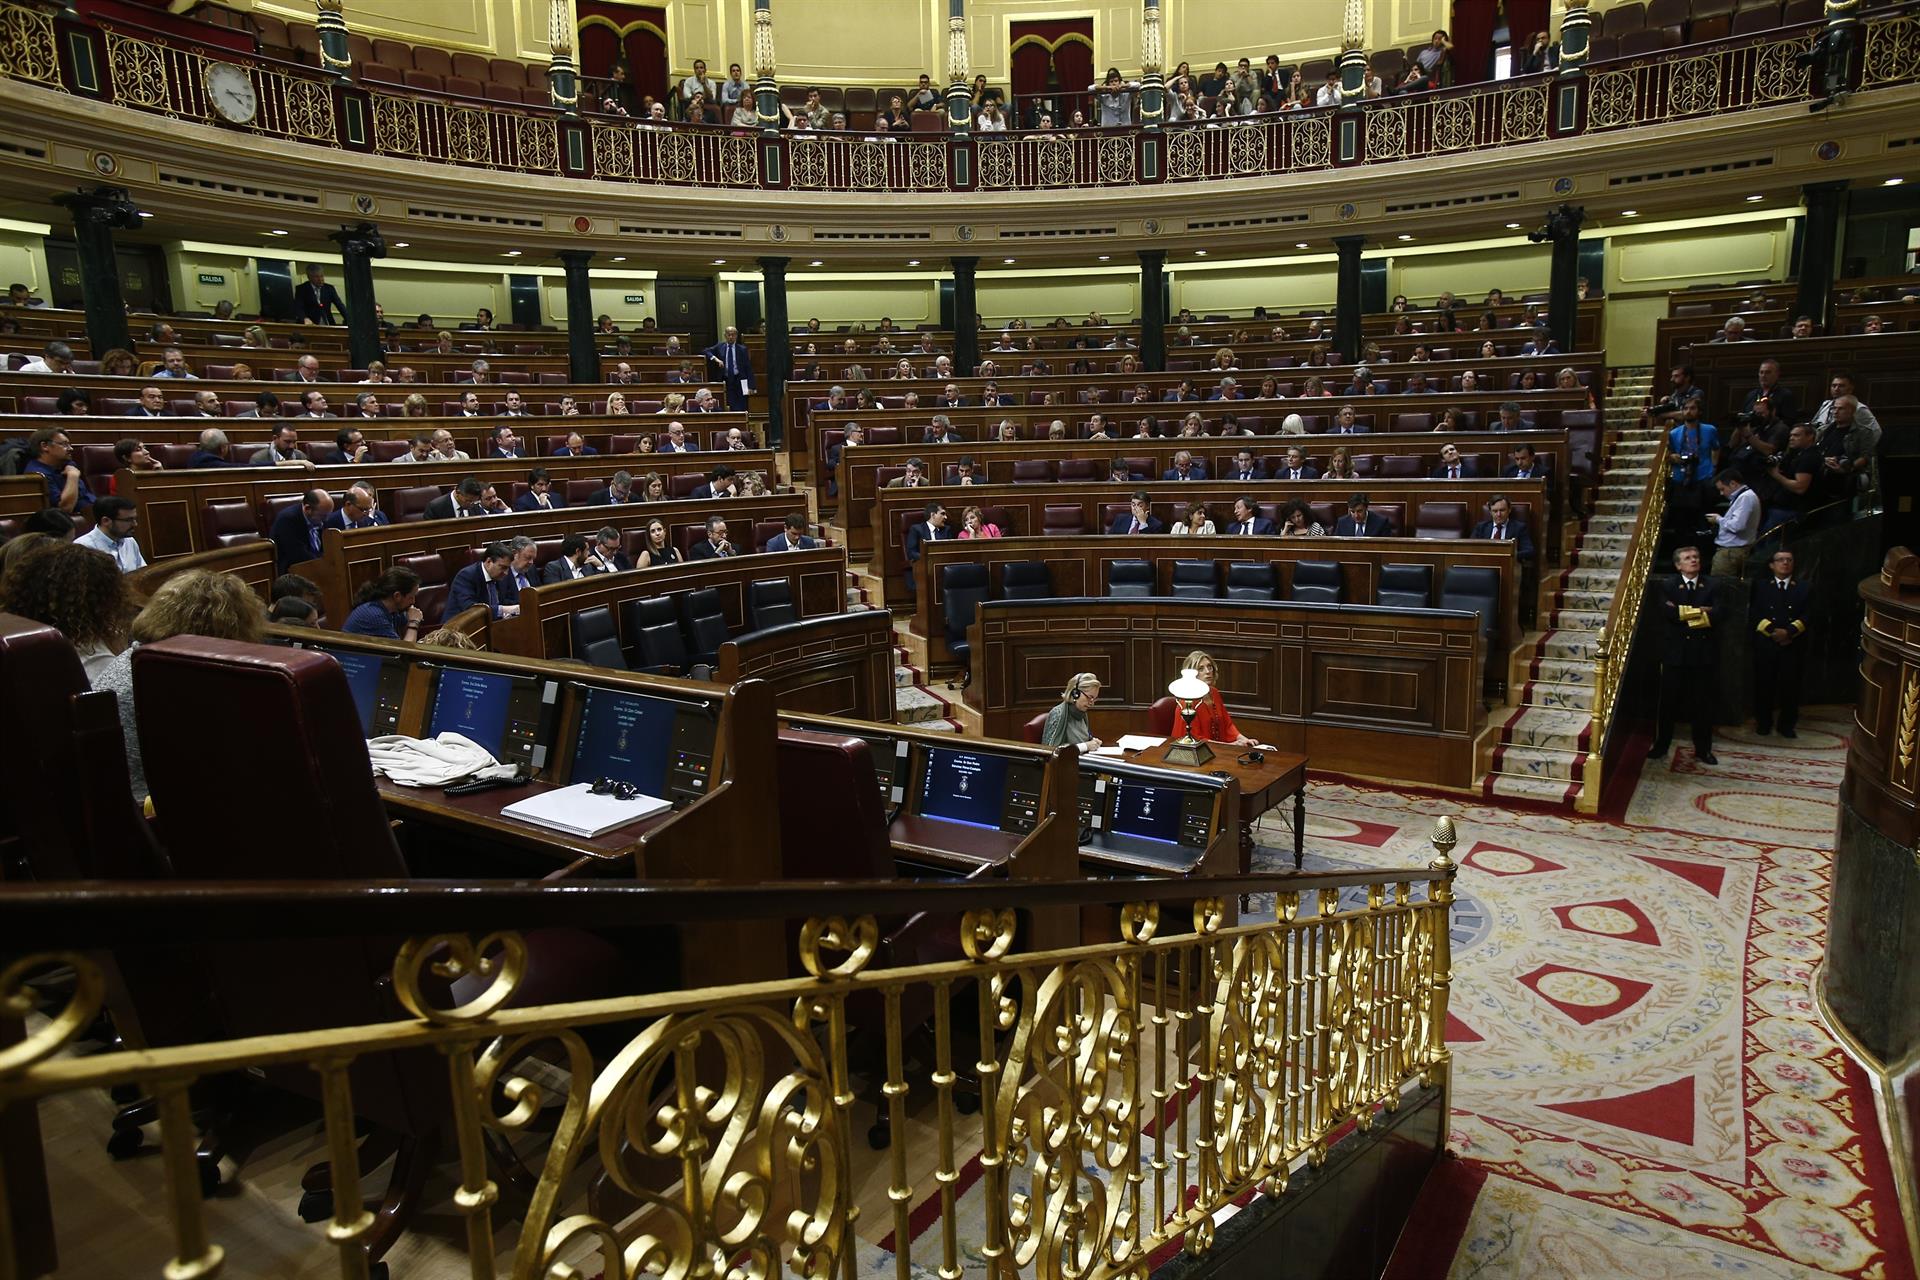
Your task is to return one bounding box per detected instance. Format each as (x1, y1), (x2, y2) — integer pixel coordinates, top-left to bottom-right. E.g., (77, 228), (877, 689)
(500, 783), (670, 838)
(1115, 735), (1167, 752)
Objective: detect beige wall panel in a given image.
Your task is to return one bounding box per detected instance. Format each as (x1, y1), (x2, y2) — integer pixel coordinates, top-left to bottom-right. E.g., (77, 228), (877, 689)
(761, 0), (940, 85)
(1169, 0), (1346, 69)
(1391, 243), (1552, 302)
(1610, 223), (1788, 290)
(788, 279), (940, 327)
(165, 247), (261, 317)
(980, 273), (1136, 324)
(1175, 262), (1339, 314)
(1387, 0), (1452, 53)
(369, 267), (509, 325)
(0, 229), (50, 301)
(537, 276), (659, 328)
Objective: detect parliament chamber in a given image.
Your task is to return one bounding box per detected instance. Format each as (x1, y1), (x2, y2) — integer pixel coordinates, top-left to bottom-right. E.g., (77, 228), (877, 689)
(0, 0), (1917, 1276)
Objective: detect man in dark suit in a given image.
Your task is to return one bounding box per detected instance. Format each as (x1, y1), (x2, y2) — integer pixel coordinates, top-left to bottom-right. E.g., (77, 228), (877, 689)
(1652, 545), (1721, 764)
(1502, 443), (1550, 481)
(269, 487), (334, 572)
(445, 542), (521, 619)
(1329, 406), (1369, 435)
(702, 325), (754, 411)
(543, 534), (592, 584)
(690, 464), (741, 500)
(586, 470), (636, 506)
(1277, 447), (1317, 481)
(1750, 548), (1810, 737)
(585, 527), (632, 574)
(424, 477), (503, 521)
(1107, 492), (1165, 536)
(1227, 449), (1268, 483)
(1162, 450), (1206, 481)
(323, 482), (387, 531)
(687, 515), (737, 560)
(1333, 494), (1390, 537)
(903, 501), (953, 592)
(235, 391), (282, 419)
(1224, 497), (1275, 536)
(514, 468), (566, 512)
(1472, 495), (1534, 561)
(765, 513), (818, 552)
(1431, 443), (1472, 480)
(330, 427), (370, 465)
(295, 265), (346, 325)
(489, 423), (524, 457)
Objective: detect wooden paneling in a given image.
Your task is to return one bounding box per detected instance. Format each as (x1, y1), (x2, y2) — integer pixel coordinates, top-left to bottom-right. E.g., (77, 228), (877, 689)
(1683, 331), (1920, 431)
(971, 598), (1484, 788)
(715, 609), (897, 723)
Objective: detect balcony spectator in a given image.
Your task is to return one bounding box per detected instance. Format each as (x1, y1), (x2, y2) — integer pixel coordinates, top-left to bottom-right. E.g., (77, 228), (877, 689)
(718, 63), (747, 107)
(678, 59), (717, 118)
(908, 74), (941, 112)
(881, 94), (913, 132)
(1315, 69), (1341, 106)
(1417, 30), (1453, 85)
(1094, 68), (1134, 126)
(1520, 30), (1558, 74)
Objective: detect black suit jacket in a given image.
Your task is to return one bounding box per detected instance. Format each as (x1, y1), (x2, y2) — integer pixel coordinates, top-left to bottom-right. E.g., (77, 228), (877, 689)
(1431, 463), (1474, 479)
(1333, 513), (1391, 537)
(1275, 464), (1317, 480)
(542, 556), (590, 585)
(1225, 517), (1277, 536)
(514, 491), (565, 512)
(296, 280), (345, 325)
(904, 522), (954, 564)
(1471, 517), (1534, 561)
(1107, 514), (1167, 535)
(323, 509), (388, 532)
(765, 533), (818, 552)
(1501, 462), (1552, 481)
(424, 494), (489, 521)
(687, 539), (737, 560)
(445, 561), (519, 618)
(269, 504), (323, 572)
(1655, 575), (1721, 667)
(1227, 466), (1270, 482)
(1749, 576), (1811, 647)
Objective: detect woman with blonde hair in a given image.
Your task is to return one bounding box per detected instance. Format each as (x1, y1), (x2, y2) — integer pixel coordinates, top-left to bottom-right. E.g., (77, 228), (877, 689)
(606, 391), (629, 415)
(958, 504), (1001, 539)
(90, 569), (266, 801)
(1040, 672), (1103, 752)
(657, 392), (686, 415)
(402, 392), (430, 417)
(1323, 446), (1356, 480)
(1174, 650), (1261, 746)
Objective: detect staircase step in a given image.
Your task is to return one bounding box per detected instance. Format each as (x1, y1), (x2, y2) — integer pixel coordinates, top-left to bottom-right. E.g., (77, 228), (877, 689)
(1495, 706), (1595, 754)
(895, 685), (951, 725)
(1540, 629), (1601, 660)
(1546, 606), (1609, 631)
(1487, 742), (1586, 782)
(1517, 678), (1595, 712)
(1526, 655), (1595, 687)
(1482, 770), (1582, 805)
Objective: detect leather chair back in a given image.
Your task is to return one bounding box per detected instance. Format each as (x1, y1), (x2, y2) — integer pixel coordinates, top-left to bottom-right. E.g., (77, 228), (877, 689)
(1011, 459), (1056, 484)
(1105, 559), (1154, 598)
(571, 604), (628, 669)
(1041, 505), (1086, 536)
(1392, 413), (1433, 432)
(390, 485), (441, 523)
(1377, 563), (1434, 609)
(1000, 561), (1051, 600)
(624, 596), (690, 673)
(1022, 711), (1049, 744)
(1439, 566), (1500, 641)
(394, 551), (450, 625)
(941, 563), (990, 669)
(1147, 697), (1178, 737)
(1290, 560), (1343, 603)
(1170, 559), (1218, 598)
(1223, 562), (1277, 600)
(1056, 459), (1099, 482)
(1414, 501), (1470, 540)
(747, 578), (797, 631)
(680, 588), (730, 665)
(1381, 454), (1421, 477)
(775, 729), (893, 880)
(201, 499), (262, 548)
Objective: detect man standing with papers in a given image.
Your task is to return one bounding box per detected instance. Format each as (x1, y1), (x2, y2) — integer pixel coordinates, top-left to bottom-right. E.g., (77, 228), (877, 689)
(702, 325), (754, 411)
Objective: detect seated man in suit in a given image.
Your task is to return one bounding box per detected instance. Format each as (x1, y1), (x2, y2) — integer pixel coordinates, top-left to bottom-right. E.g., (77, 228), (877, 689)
(297, 389), (334, 420)
(1207, 377), (1241, 401)
(1333, 493), (1390, 537)
(456, 391), (485, 418)
(1503, 442), (1549, 480)
(924, 416), (963, 445)
(249, 423), (313, 467)
(324, 482), (387, 531)
(188, 427), (239, 468)
(691, 464), (741, 500)
(1162, 450), (1206, 482)
(765, 512), (817, 553)
(660, 420), (698, 453)
(1277, 447), (1317, 481)
(886, 457), (929, 489)
(1472, 494), (1534, 560)
(587, 470), (637, 506)
(1495, 401), (1527, 433)
(515, 467), (566, 511)
(1224, 496), (1275, 536)
(235, 391), (281, 419)
(1431, 442), (1472, 479)
(687, 514), (737, 560)
(269, 487), (334, 572)
(903, 501), (953, 592)
(553, 430), (596, 456)
(1329, 405), (1369, 435)
(1228, 449), (1274, 483)
(585, 526), (632, 574)
(425, 476), (506, 520)
(490, 422), (525, 457)
(543, 533), (593, 583)
(1108, 491), (1166, 536)
(445, 541), (521, 619)
(330, 427), (370, 465)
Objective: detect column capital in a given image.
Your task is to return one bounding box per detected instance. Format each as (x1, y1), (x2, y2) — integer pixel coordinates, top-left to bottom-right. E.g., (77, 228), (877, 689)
(558, 248), (596, 266)
(1137, 247), (1167, 267)
(757, 254), (790, 276)
(52, 185), (143, 229)
(1331, 234), (1368, 252)
(950, 254), (980, 272)
(328, 221), (387, 259)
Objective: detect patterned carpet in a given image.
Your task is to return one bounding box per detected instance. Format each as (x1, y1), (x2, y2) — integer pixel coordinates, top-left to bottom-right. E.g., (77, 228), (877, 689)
(1250, 707), (1915, 1280)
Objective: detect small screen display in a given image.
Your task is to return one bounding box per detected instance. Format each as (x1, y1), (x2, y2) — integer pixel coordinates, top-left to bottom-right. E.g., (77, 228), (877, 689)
(428, 668), (516, 758)
(918, 748), (1009, 829)
(569, 687), (677, 794)
(330, 650), (386, 735)
(1108, 780), (1186, 845)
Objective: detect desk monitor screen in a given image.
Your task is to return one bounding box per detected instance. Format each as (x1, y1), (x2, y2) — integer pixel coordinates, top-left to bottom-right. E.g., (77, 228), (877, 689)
(1108, 779), (1214, 849)
(310, 645), (406, 737)
(568, 685), (718, 804)
(427, 666), (549, 767)
(916, 747), (1011, 830)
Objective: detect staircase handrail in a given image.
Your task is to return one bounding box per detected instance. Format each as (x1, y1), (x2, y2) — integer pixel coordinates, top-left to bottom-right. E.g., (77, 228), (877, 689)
(1590, 437), (1669, 749)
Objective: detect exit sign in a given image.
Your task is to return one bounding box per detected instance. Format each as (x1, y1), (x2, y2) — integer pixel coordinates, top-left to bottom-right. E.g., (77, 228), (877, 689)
(623, 293), (645, 304)
(198, 272), (226, 285)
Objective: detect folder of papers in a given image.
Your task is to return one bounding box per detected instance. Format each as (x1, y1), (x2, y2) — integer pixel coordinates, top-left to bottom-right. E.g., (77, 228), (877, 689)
(500, 783), (669, 838)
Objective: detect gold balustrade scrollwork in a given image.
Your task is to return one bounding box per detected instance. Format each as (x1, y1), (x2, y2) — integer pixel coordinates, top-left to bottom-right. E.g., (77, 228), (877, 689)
(1591, 439), (1669, 748)
(0, 0), (61, 85)
(721, 133), (759, 186)
(1755, 34), (1815, 101)
(1366, 107), (1408, 162)
(909, 139), (946, 189)
(1292, 111), (1332, 168)
(1667, 54), (1722, 117)
(1862, 13), (1920, 87)
(1499, 84), (1547, 142)
(105, 30), (169, 112)
(1165, 125), (1205, 180)
(1431, 95), (1477, 151)
(281, 74), (336, 141)
(1587, 68), (1637, 129)
(446, 104), (492, 164)
(0, 860), (1459, 1279)
(848, 137), (888, 189)
(789, 135), (827, 188)
(372, 91), (422, 157)
(1098, 133), (1135, 185)
(515, 113), (559, 172)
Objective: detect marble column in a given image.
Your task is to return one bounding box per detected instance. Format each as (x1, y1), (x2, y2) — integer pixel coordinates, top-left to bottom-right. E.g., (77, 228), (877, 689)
(951, 256), (979, 377)
(1541, 203), (1586, 353)
(558, 250), (598, 384)
(1138, 249), (1166, 372)
(759, 256), (790, 446)
(1794, 181), (1848, 334)
(51, 186), (140, 357)
(1333, 235), (1365, 364)
(1138, 0), (1164, 127)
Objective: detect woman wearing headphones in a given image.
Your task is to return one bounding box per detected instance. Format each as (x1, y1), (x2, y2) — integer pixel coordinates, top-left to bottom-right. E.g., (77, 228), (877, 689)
(1177, 650), (1263, 747)
(1040, 673), (1103, 752)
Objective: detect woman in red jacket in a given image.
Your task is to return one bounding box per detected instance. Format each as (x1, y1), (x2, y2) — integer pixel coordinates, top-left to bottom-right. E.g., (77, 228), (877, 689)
(1178, 649), (1261, 746)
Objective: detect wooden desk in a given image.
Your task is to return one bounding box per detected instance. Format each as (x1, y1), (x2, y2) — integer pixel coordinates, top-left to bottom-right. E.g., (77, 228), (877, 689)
(375, 776), (666, 870)
(888, 813), (1026, 873)
(1112, 747), (1308, 870)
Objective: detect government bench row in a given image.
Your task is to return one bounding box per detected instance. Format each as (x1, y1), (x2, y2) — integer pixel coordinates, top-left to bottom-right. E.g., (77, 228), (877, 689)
(114, 449), (781, 560)
(872, 477), (1547, 614)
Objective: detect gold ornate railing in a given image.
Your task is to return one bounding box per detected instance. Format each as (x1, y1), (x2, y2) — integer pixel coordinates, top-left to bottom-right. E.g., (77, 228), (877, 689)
(0, 845), (1458, 1279)
(1586, 436), (1669, 808)
(5, 3), (1912, 194)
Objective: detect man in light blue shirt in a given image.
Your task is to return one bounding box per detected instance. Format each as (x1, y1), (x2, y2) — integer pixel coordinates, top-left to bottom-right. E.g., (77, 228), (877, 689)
(75, 497), (147, 572)
(1707, 470), (1758, 576)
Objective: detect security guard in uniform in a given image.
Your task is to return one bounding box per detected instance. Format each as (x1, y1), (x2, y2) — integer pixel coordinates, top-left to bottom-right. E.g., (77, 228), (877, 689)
(1653, 545), (1722, 765)
(1750, 548), (1811, 738)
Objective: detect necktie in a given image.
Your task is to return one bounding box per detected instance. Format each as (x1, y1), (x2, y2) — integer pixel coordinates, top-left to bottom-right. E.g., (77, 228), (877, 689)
(485, 578), (498, 612)
(308, 523), (321, 554)
(1686, 579), (1696, 594)
(1778, 579), (1787, 591)
(1449, 466), (1459, 478)
(1494, 524), (1505, 539)
(1130, 520), (1141, 534)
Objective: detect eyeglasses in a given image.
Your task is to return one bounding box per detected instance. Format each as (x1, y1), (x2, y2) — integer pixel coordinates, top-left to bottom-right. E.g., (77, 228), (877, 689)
(588, 777), (641, 800)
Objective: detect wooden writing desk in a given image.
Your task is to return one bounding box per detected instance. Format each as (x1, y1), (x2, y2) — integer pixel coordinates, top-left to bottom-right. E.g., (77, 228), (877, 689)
(1110, 746), (1308, 870)
(375, 776), (675, 872)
